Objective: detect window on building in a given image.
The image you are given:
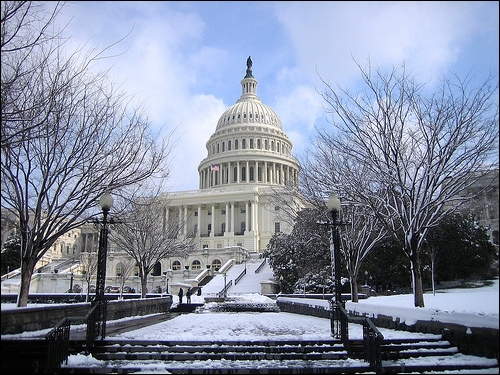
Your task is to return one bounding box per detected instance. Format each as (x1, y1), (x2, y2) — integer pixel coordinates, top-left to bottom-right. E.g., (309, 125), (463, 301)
(116, 263), (124, 277)
(257, 139), (261, 149)
(222, 142), (225, 152)
(258, 167), (262, 181)
(235, 140), (239, 149)
(228, 141), (231, 150)
(241, 208), (246, 213)
(234, 167), (238, 182)
(221, 209), (226, 214)
(191, 260), (201, 270)
(250, 139), (254, 149)
(172, 260), (182, 270)
(275, 222), (281, 233)
(249, 166), (254, 181)
(241, 222), (246, 232)
(221, 223), (225, 233)
(211, 259), (222, 271)
(241, 166), (246, 181)
(242, 139), (246, 149)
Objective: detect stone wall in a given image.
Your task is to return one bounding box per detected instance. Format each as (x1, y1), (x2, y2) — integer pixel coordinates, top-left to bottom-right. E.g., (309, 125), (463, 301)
(1, 296), (172, 334)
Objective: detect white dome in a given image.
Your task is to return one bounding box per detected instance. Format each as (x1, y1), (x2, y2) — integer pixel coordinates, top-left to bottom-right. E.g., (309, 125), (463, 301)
(216, 99), (283, 131)
(198, 57), (300, 190)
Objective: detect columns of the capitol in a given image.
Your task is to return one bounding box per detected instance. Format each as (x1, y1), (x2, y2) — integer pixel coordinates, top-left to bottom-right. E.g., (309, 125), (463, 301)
(225, 202), (230, 232)
(211, 203), (215, 236)
(231, 202), (235, 233)
(197, 205), (201, 236)
(245, 201), (249, 231)
(183, 206), (188, 236)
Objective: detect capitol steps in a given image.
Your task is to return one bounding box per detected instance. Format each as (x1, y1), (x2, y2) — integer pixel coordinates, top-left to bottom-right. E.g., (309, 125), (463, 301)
(57, 337), (499, 374)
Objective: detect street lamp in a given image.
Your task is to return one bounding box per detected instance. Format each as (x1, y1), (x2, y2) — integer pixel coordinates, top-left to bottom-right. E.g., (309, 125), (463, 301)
(326, 192), (345, 339)
(92, 190), (113, 340)
(69, 272), (74, 293)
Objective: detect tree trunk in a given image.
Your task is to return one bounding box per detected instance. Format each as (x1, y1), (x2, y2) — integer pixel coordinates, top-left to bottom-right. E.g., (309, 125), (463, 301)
(141, 277), (148, 298)
(409, 246), (425, 307)
(350, 278), (359, 302)
(17, 257), (36, 307)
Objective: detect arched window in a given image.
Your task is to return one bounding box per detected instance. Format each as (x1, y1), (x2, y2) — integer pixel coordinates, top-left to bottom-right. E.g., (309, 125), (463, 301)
(116, 263), (125, 277)
(249, 166), (254, 181)
(228, 140), (232, 150)
(235, 139), (239, 149)
(152, 262), (161, 276)
(191, 260), (201, 270)
(242, 139), (246, 149)
(257, 139), (261, 149)
(172, 260), (182, 270)
(241, 166), (246, 181)
(250, 139), (254, 149)
(211, 259), (222, 271)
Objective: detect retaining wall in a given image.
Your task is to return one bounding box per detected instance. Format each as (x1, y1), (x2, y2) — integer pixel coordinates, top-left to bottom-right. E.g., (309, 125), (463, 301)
(1, 296), (172, 334)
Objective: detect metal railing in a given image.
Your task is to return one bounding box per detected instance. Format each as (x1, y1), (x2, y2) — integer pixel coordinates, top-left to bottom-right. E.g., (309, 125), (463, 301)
(234, 268), (247, 285)
(45, 304), (101, 373)
(337, 302), (384, 373)
(45, 317), (71, 373)
(218, 280), (233, 298)
(254, 258), (267, 273)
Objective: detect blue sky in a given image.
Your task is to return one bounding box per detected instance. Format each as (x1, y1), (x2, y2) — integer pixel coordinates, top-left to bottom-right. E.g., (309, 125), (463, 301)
(58, 1), (499, 191)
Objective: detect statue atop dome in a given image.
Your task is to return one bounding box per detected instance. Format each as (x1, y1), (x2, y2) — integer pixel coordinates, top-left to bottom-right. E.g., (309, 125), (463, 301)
(245, 56), (254, 78)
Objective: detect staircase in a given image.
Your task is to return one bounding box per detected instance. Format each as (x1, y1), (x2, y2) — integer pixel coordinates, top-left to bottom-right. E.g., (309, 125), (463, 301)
(53, 336), (498, 374)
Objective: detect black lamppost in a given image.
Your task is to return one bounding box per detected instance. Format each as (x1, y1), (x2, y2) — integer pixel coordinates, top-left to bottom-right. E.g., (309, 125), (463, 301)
(326, 192), (344, 339)
(92, 191), (113, 340)
(69, 272), (74, 293)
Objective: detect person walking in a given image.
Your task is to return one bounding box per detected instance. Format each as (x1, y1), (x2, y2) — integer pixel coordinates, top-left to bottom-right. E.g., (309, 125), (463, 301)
(178, 287), (184, 304)
(186, 288), (192, 304)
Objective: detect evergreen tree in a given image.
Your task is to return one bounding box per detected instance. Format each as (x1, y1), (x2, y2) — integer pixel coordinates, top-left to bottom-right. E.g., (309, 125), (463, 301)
(1, 231), (21, 275)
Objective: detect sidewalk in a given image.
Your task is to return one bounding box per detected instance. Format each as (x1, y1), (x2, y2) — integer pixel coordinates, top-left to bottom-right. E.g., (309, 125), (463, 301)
(64, 311), (182, 340)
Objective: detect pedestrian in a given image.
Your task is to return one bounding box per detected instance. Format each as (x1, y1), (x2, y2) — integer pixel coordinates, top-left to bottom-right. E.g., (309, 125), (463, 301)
(178, 287), (183, 304)
(186, 288), (192, 304)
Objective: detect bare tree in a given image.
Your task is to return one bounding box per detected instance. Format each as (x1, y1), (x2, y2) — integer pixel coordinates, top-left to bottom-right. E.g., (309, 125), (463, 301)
(116, 258), (136, 299)
(1, 2), (174, 307)
(339, 203), (387, 302)
(110, 196), (195, 298)
(313, 60), (498, 307)
(80, 251), (98, 302)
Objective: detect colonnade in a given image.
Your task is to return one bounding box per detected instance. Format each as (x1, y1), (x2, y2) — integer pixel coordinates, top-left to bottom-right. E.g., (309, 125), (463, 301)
(199, 160), (298, 189)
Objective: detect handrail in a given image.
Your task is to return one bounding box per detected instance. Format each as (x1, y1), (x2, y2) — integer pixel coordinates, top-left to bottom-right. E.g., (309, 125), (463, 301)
(254, 258), (267, 273)
(45, 317), (71, 373)
(337, 302), (384, 373)
(217, 280), (233, 298)
(234, 268), (247, 285)
(45, 304), (101, 373)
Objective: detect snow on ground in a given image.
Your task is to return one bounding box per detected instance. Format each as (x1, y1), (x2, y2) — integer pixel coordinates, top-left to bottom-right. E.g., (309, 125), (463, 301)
(2, 278), (499, 373)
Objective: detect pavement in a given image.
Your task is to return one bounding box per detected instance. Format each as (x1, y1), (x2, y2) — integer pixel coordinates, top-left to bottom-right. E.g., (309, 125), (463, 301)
(63, 311), (183, 341)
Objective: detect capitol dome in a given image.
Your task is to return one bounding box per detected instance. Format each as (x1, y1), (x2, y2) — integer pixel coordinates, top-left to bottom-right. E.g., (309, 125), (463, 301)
(198, 57), (301, 190)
